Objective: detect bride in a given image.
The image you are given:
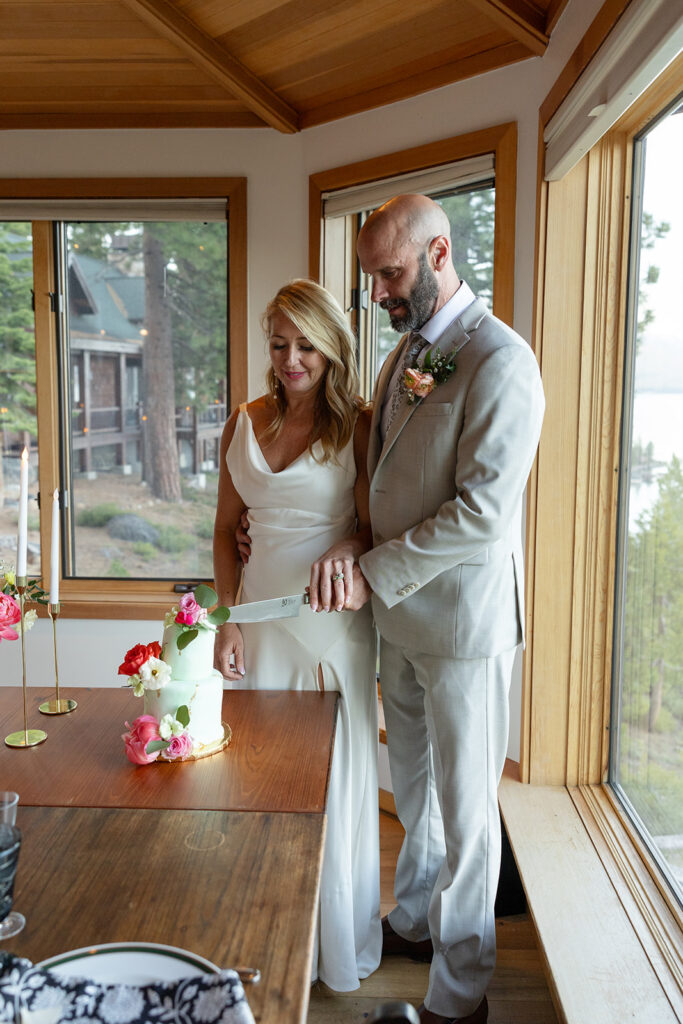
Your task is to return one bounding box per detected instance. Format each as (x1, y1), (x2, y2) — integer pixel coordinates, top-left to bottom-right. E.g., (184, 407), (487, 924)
(213, 278), (382, 991)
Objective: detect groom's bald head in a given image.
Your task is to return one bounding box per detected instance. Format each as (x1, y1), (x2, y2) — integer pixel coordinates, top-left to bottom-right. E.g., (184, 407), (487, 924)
(358, 194), (460, 331)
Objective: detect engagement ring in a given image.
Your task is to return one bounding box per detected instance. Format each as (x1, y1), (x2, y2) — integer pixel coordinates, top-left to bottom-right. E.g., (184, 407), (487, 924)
(332, 572), (345, 581)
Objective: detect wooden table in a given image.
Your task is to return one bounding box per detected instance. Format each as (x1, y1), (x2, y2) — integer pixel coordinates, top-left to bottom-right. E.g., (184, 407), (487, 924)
(0, 687), (339, 1023)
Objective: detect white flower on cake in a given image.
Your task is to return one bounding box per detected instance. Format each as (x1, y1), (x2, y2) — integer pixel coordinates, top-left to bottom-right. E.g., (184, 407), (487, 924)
(139, 656), (171, 690)
(159, 712), (185, 740)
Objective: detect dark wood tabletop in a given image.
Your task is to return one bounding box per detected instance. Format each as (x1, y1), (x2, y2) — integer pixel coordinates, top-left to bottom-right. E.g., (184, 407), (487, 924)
(0, 687), (338, 812)
(0, 686), (340, 1023)
(9, 805), (325, 1024)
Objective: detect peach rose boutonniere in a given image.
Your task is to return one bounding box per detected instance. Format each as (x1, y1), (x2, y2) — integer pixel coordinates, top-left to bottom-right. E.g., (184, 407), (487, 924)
(405, 345), (456, 404)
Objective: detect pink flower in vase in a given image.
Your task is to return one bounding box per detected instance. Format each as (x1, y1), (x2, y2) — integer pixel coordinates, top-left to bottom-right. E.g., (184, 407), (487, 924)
(175, 592), (207, 626)
(123, 714), (162, 765)
(0, 593), (21, 642)
(162, 731), (194, 761)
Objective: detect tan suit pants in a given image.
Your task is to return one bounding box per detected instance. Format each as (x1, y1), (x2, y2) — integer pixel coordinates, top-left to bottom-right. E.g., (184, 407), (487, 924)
(380, 638), (516, 1017)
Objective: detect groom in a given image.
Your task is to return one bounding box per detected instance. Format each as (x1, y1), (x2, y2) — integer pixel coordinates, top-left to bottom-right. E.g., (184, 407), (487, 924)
(317, 194), (544, 1024)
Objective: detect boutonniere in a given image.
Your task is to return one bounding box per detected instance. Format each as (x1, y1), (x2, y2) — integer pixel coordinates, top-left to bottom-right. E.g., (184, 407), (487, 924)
(404, 346), (456, 403)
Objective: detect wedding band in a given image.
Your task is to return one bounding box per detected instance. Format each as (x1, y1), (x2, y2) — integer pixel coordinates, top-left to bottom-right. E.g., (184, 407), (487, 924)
(332, 572), (345, 581)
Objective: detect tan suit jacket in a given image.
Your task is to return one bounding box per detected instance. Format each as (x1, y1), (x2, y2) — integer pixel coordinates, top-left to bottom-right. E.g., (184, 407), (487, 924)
(359, 296), (545, 660)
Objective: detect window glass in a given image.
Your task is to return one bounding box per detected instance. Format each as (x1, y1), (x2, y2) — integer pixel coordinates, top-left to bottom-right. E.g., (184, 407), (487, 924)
(63, 220), (228, 581)
(612, 99), (683, 902)
(0, 223), (39, 578)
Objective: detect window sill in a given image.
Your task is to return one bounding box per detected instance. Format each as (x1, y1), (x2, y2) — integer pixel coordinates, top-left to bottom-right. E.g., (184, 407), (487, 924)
(499, 763), (682, 1023)
(38, 582), (191, 620)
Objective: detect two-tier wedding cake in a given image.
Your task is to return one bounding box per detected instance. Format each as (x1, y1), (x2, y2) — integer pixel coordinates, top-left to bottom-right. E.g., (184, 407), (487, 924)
(119, 586), (230, 765)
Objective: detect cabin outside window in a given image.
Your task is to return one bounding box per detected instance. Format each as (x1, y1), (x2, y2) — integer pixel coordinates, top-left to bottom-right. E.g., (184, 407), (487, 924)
(0, 180), (247, 619)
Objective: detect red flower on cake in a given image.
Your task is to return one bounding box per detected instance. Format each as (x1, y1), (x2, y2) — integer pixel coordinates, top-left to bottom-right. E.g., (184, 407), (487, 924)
(118, 641), (162, 676)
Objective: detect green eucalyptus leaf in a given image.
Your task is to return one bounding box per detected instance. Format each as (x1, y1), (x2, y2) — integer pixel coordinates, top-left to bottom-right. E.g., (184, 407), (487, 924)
(145, 739), (170, 754)
(207, 607), (230, 625)
(176, 704), (190, 728)
(176, 628), (198, 651)
(194, 584), (217, 608)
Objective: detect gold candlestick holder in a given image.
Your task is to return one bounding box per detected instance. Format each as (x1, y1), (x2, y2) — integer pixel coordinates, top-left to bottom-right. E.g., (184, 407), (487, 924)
(5, 578), (48, 748)
(39, 603), (77, 715)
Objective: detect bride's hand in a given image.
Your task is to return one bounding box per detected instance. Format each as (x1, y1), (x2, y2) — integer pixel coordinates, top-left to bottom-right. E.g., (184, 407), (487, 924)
(309, 545), (356, 612)
(214, 622), (245, 681)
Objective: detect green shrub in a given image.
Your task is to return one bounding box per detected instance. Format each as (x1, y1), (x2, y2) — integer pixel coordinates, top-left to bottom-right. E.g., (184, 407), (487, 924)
(106, 559), (131, 577)
(196, 517), (215, 540)
(157, 524), (192, 553)
(133, 541), (157, 560)
(78, 503), (123, 528)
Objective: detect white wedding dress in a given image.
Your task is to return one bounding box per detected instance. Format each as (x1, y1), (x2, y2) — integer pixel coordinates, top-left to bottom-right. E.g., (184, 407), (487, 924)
(226, 405), (382, 991)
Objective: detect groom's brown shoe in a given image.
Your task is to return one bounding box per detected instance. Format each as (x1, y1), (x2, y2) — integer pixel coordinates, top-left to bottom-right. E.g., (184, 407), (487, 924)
(381, 916), (433, 961)
(418, 995), (488, 1024)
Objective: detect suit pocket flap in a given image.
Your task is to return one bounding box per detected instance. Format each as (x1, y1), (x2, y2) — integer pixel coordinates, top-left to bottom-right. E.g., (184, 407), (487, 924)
(415, 402), (453, 416)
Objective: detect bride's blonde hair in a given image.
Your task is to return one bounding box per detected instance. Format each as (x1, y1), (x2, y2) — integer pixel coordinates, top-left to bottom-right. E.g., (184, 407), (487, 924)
(262, 279), (363, 463)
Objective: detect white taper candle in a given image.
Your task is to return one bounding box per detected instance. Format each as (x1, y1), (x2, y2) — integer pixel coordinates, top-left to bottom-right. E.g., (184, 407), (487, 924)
(50, 488), (60, 605)
(16, 447), (29, 579)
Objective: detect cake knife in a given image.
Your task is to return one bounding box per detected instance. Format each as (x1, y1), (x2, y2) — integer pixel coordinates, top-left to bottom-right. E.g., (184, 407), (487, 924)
(227, 592), (310, 623)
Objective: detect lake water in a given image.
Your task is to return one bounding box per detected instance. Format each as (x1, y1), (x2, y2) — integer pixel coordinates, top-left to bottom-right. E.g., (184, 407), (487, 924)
(628, 391), (683, 528)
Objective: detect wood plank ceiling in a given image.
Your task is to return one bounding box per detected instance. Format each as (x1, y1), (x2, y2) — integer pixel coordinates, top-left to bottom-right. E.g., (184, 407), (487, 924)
(0, 0), (568, 131)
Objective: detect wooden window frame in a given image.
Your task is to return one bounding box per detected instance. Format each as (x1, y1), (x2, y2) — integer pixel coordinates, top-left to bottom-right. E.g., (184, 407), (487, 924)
(0, 177), (247, 620)
(308, 122), (517, 328)
(508, 51), (683, 1019)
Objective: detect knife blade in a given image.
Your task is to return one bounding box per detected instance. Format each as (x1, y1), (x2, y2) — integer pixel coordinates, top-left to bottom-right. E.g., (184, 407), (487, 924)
(227, 592), (310, 623)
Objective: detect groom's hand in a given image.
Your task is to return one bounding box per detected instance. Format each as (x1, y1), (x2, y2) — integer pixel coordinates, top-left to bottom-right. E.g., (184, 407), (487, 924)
(344, 563), (372, 611)
(308, 553), (372, 613)
(235, 510), (251, 564)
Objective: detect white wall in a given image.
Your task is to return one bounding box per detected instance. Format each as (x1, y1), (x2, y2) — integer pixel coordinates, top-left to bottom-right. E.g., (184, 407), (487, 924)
(0, 0), (605, 761)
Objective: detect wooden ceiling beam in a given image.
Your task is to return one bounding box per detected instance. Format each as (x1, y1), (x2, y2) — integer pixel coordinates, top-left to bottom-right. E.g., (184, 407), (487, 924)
(119, 0), (300, 133)
(468, 0), (549, 56)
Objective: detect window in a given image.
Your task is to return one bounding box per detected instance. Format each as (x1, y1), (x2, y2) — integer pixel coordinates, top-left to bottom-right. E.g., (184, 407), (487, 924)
(0, 223), (38, 578)
(526, 49), (683, 1002)
(0, 180), (247, 617)
(611, 96), (683, 902)
(309, 124), (517, 397)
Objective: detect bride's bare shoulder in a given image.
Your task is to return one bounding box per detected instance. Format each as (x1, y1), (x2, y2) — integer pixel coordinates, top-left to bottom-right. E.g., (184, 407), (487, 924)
(246, 395), (275, 432)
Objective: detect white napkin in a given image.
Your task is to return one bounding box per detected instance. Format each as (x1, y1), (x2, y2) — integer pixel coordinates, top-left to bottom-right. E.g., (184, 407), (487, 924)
(0, 954), (255, 1024)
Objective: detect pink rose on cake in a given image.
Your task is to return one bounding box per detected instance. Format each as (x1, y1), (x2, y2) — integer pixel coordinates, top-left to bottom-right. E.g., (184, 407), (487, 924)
(163, 732), (194, 761)
(122, 714), (163, 765)
(175, 592), (208, 627)
(123, 705), (194, 765)
(0, 593), (21, 642)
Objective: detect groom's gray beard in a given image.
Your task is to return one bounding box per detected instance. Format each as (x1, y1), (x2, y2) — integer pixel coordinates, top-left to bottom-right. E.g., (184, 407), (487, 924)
(381, 251), (439, 332)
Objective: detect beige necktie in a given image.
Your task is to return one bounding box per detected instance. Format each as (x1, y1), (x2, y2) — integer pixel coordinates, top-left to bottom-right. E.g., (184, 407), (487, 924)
(386, 332), (426, 430)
